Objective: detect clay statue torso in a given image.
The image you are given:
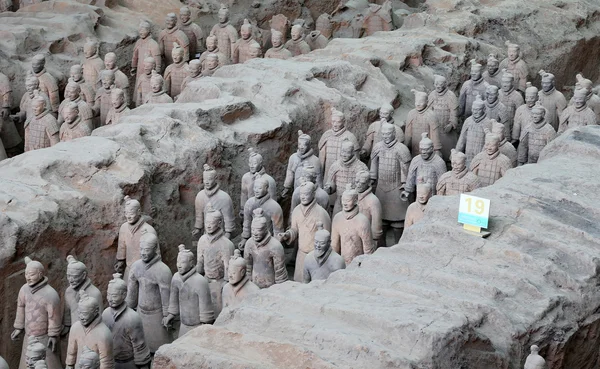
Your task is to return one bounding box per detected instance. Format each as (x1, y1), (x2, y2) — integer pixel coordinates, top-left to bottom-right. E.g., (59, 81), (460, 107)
(168, 269), (214, 335)
(242, 195), (284, 239)
(117, 219), (157, 270)
(243, 234), (288, 289)
(132, 37), (161, 84)
(94, 86), (114, 127)
(469, 151), (512, 187)
(284, 150), (322, 190)
(83, 56), (105, 92)
(558, 104), (597, 134)
(485, 100), (511, 140)
(331, 208), (374, 265)
(34, 69), (59, 114)
(482, 69), (501, 87)
(63, 279), (103, 329)
(405, 154), (447, 195)
(512, 104), (533, 142)
(158, 27), (190, 66)
(240, 168), (277, 209)
(222, 277), (260, 309)
(518, 120), (556, 164)
(105, 105), (130, 126)
(303, 248), (345, 283)
(499, 139), (517, 168)
(65, 316), (113, 369)
(499, 57), (528, 92)
(164, 61), (189, 98)
(538, 88), (567, 131)
(135, 74), (153, 107)
(357, 187), (383, 240)
(265, 45), (293, 60)
(405, 202), (427, 228)
(436, 168), (479, 196)
(210, 23), (238, 64)
(363, 119), (404, 156)
(326, 156), (368, 215)
(456, 116), (493, 165)
(371, 139), (411, 221)
(194, 186), (235, 234)
(197, 232), (235, 316)
(284, 38), (311, 56)
(318, 128), (359, 179)
(428, 89), (459, 161)
(405, 106), (442, 157)
(145, 91), (174, 104)
(101, 304), (151, 367)
(459, 78), (489, 118)
(24, 111), (59, 152)
(179, 20), (204, 58)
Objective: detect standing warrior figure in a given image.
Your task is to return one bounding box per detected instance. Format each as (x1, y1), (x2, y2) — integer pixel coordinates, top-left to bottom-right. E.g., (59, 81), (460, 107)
(303, 222), (345, 283)
(498, 70), (524, 125)
(405, 179), (432, 229)
(428, 75), (458, 161)
(102, 274), (151, 369)
(524, 345), (546, 369)
(484, 84), (511, 141)
(209, 5), (238, 64)
(31, 54), (59, 114)
(459, 59), (489, 120)
(12, 257), (61, 369)
(58, 81), (94, 128)
(164, 245), (214, 337)
(290, 164), (330, 219)
(456, 95), (493, 166)
(179, 6), (204, 59)
(405, 89), (442, 158)
(62, 256), (103, 338)
(197, 206), (235, 316)
(65, 292), (113, 369)
(325, 139), (369, 215)
(115, 196), (157, 276)
(159, 13), (190, 67)
(370, 122), (411, 243)
(518, 101), (556, 165)
(145, 71), (173, 104)
(436, 149), (479, 196)
(361, 104), (403, 161)
(265, 30), (293, 60)
(512, 82), (539, 145)
(98, 52), (129, 107)
(126, 232), (172, 354)
(69, 65), (96, 104)
(105, 88), (130, 126)
(331, 184), (374, 265)
(82, 39), (105, 94)
(233, 19), (262, 64)
(200, 35), (228, 68)
(558, 88), (597, 134)
(499, 41), (529, 92)
(0, 71), (22, 155)
(93, 70), (115, 127)
(164, 43), (189, 99)
(569, 73), (600, 123)
(134, 57), (156, 107)
(355, 170), (383, 246)
(402, 133), (447, 200)
(490, 119), (517, 168)
(240, 148), (277, 212)
(318, 108), (359, 178)
(241, 177), (284, 250)
(193, 164), (235, 239)
(243, 208), (288, 289)
(469, 131), (512, 187)
(13, 74), (49, 131)
(482, 53), (501, 87)
(282, 130), (322, 199)
(222, 250), (260, 309)
(285, 24), (311, 56)
(24, 95), (59, 152)
(131, 21), (161, 86)
(537, 70), (566, 131)
(180, 59), (202, 93)
(278, 181), (331, 282)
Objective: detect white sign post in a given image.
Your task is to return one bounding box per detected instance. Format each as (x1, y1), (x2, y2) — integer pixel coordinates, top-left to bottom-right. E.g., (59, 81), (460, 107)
(458, 194), (491, 237)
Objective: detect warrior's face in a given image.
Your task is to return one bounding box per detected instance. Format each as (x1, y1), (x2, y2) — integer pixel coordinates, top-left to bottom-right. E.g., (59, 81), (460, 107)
(485, 137), (499, 156)
(501, 78), (513, 93)
(144, 60), (155, 75)
(248, 157), (262, 174)
(379, 107), (392, 121)
(173, 51), (183, 64)
(218, 9), (228, 24)
(165, 15), (177, 29)
(125, 205), (141, 224)
(66, 84), (79, 101)
(78, 304), (98, 327)
(104, 55), (116, 70)
(341, 193), (356, 212)
(541, 79), (553, 93)
(472, 105), (485, 120)
(253, 180), (268, 199)
(151, 79), (162, 93)
(415, 96), (427, 111)
(251, 223), (267, 243)
(271, 33), (282, 48)
(32, 59), (44, 74)
(203, 172), (216, 190)
(84, 43), (96, 58)
(102, 75), (114, 90)
(525, 91), (538, 107)
(420, 143), (434, 161)
(508, 46), (519, 61)
(340, 144), (353, 162)
(354, 175), (369, 193)
(207, 56), (218, 70)
(111, 93), (124, 109)
(451, 156), (466, 174)
(140, 242), (156, 263)
(25, 349), (45, 369)
(207, 37), (217, 51)
(107, 285), (126, 308)
(487, 60), (499, 74)
(204, 217), (221, 235)
(228, 264), (244, 284)
(531, 109), (545, 124)
(434, 79), (446, 93)
(241, 27), (251, 40)
(486, 89), (498, 104)
(63, 106), (78, 124)
(26, 80), (38, 97)
(299, 185), (315, 206)
(291, 27), (302, 41)
(33, 100), (45, 116)
(297, 138), (309, 155)
(381, 126), (395, 145)
(314, 235), (330, 258)
(416, 186), (431, 205)
(331, 115), (344, 132)
(70, 67), (83, 82)
(470, 68), (482, 81)
(139, 24), (150, 39)
(573, 94), (586, 109)
(176, 254), (193, 275)
(180, 9), (191, 23)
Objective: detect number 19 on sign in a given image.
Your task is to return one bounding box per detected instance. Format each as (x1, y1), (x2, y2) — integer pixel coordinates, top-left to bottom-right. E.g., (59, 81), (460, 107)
(458, 194), (490, 234)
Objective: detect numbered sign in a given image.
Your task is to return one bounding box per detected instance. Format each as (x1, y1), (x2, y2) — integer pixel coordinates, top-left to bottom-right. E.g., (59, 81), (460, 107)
(458, 194), (490, 229)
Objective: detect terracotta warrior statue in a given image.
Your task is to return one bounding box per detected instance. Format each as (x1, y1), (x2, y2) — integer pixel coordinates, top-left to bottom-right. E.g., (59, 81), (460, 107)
(197, 206), (235, 316)
(134, 57), (156, 107)
(159, 13), (190, 67)
(498, 70), (524, 125)
(180, 59), (202, 93)
(331, 184), (375, 265)
(285, 24), (311, 57)
(62, 256), (103, 338)
(269, 14), (289, 44)
(0, 72), (20, 157)
(93, 70), (115, 127)
(164, 245), (214, 337)
(361, 105), (403, 161)
(164, 43), (189, 99)
(316, 13), (333, 40)
(482, 53), (501, 87)
(499, 41), (528, 92)
(131, 21), (161, 85)
(428, 74), (459, 161)
(58, 80), (94, 128)
(193, 164), (235, 238)
(570, 73), (600, 123)
(82, 39), (105, 93)
(318, 108), (359, 178)
(179, 6), (204, 59)
(469, 131), (512, 187)
(405, 89), (442, 157)
(31, 54), (59, 114)
(24, 337), (49, 369)
(65, 291), (113, 369)
(278, 181), (332, 282)
(126, 232), (172, 353)
(102, 273), (151, 369)
(405, 178), (432, 229)
(459, 59), (489, 120)
(99, 52), (130, 107)
(303, 222), (345, 283)
(484, 84), (511, 140)
(201, 54), (220, 77)
(290, 164), (330, 219)
(200, 35), (227, 68)
(240, 148), (277, 212)
(355, 170), (383, 246)
(490, 119), (517, 168)
(241, 177), (284, 250)
(76, 347), (100, 369)
(282, 130), (322, 198)
(243, 208), (288, 288)
(456, 95), (493, 165)
(14, 74), (47, 126)
(12, 257), (61, 369)
(222, 250), (260, 309)
(105, 88), (130, 125)
(436, 149), (479, 196)
(538, 69), (567, 131)
(24, 95), (60, 152)
(115, 196), (157, 276)
(518, 101), (556, 165)
(145, 71), (173, 104)
(512, 82), (539, 145)
(370, 122), (411, 243)
(209, 5), (238, 64)
(265, 29), (293, 60)
(306, 30), (329, 50)
(558, 88), (596, 134)
(362, 1), (393, 36)
(402, 133), (447, 200)
(69, 64), (96, 105)
(232, 19), (261, 64)
(325, 139), (369, 215)
(524, 345), (546, 369)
